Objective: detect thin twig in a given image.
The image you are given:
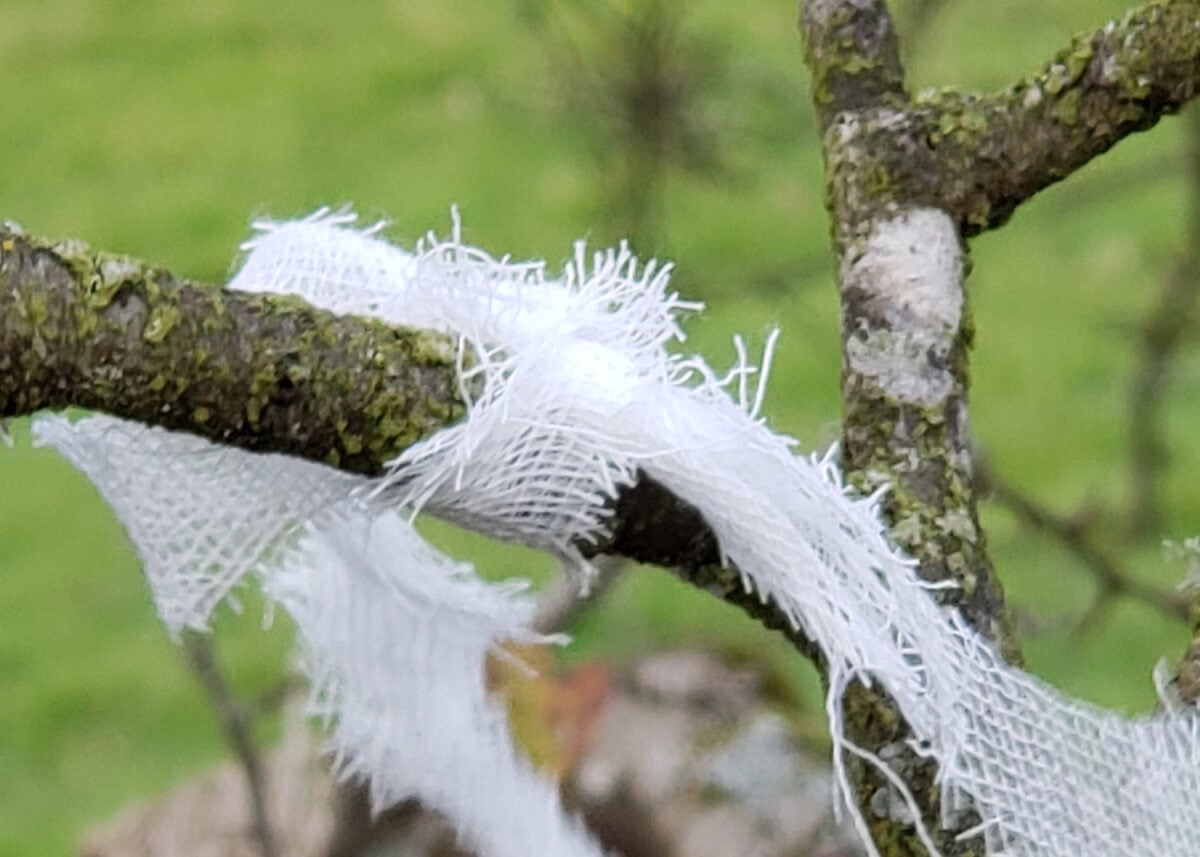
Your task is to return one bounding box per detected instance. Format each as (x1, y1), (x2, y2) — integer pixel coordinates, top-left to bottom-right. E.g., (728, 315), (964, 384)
(526, 0), (726, 247)
(1127, 104), (1200, 536)
(533, 556), (625, 634)
(181, 632), (279, 857)
(975, 460), (1191, 627)
(1173, 635), (1200, 706)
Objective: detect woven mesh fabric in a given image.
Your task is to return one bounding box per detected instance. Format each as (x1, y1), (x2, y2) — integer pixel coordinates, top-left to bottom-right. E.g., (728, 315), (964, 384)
(230, 210), (696, 575)
(33, 414), (362, 632)
(265, 512), (600, 854)
(34, 211), (1200, 857)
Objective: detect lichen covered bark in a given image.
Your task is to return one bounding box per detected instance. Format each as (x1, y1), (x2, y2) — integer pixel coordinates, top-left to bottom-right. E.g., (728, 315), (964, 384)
(0, 228), (465, 474)
(949, 0), (1200, 233)
(801, 0), (907, 131)
(803, 0), (1200, 653)
(797, 0), (1200, 849)
(834, 213), (1004, 856)
(802, 0), (1016, 853)
(812, 1), (1200, 237)
(831, 206), (1000, 856)
(1176, 628), (1200, 706)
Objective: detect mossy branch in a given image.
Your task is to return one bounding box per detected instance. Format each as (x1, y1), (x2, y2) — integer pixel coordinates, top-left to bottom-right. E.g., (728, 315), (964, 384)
(938, 0), (1200, 233)
(801, 0), (908, 131)
(806, 1), (1200, 236)
(0, 228), (466, 474)
(798, 1), (1200, 853)
(802, 2), (1006, 853)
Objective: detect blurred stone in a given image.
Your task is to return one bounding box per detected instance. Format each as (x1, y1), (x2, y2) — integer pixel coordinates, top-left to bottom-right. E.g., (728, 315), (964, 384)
(81, 650), (861, 857)
(564, 651), (862, 857)
(632, 651), (761, 715)
(79, 710), (336, 857)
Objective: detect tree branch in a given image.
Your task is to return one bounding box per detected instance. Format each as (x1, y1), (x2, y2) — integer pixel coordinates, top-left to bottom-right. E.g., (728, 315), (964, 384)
(0, 228), (465, 474)
(796, 3), (1200, 851)
(1127, 104), (1200, 536)
(801, 0), (908, 131)
(939, 0), (1200, 233)
(803, 1), (1200, 238)
(975, 459), (1191, 627)
(590, 471), (826, 664)
(1174, 633), (1200, 705)
(801, 1), (1013, 853)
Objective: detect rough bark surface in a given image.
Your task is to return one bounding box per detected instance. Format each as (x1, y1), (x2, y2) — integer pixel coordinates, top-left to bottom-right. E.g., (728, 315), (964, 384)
(808, 1), (1200, 237)
(0, 225), (824, 665)
(803, 3), (1001, 853)
(0, 229), (465, 474)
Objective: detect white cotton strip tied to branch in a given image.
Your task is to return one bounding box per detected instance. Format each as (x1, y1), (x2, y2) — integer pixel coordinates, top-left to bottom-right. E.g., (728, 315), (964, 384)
(33, 209), (1200, 857)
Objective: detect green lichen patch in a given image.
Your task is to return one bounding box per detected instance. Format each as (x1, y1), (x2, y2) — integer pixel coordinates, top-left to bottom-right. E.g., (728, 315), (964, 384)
(142, 303), (181, 343)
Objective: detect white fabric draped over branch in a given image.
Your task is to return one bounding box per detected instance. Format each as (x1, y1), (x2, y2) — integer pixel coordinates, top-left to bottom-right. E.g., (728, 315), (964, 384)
(34, 211), (1200, 857)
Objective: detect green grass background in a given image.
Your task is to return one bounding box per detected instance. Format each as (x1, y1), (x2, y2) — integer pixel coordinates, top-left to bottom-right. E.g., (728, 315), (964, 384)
(0, 0), (1195, 852)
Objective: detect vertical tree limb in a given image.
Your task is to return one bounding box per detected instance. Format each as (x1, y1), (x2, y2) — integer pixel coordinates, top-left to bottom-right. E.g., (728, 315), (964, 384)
(800, 2), (1200, 851)
(801, 1), (1010, 853)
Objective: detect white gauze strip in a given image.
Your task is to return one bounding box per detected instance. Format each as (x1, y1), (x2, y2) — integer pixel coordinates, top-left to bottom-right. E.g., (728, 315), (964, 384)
(290, 212), (1196, 857)
(262, 511), (602, 856)
(32, 209), (1200, 857)
(32, 413), (361, 632)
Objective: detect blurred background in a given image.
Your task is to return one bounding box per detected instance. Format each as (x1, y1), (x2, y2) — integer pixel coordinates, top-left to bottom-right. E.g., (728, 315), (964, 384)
(1, 0), (1197, 853)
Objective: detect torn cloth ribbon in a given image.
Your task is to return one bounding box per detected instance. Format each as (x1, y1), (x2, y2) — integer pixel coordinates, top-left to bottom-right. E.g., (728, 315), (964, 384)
(36, 211), (1200, 857)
